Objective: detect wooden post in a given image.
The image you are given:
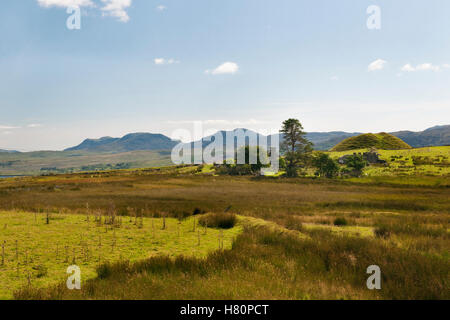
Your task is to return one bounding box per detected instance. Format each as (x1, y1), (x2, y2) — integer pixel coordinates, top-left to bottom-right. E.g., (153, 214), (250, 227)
(162, 215), (166, 230)
(1, 241), (5, 265)
(193, 218), (196, 232)
(197, 230), (200, 246)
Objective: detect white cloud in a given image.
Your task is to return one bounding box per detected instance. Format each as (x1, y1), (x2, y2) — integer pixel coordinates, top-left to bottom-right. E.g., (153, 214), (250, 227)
(37, 0), (94, 7)
(368, 59), (387, 72)
(154, 58), (180, 65)
(330, 76), (339, 81)
(37, 0), (132, 23)
(0, 125), (20, 130)
(416, 63), (440, 72)
(206, 62), (239, 75)
(401, 63), (441, 72)
(100, 0), (132, 23)
(28, 124), (43, 128)
(156, 5), (167, 11)
(401, 64), (415, 72)
(443, 64), (450, 69)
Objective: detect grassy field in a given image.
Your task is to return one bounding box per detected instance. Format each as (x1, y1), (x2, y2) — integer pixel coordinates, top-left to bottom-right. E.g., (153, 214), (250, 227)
(328, 146), (450, 177)
(0, 166), (448, 300)
(0, 150), (172, 176)
(0, 210), (242, 299)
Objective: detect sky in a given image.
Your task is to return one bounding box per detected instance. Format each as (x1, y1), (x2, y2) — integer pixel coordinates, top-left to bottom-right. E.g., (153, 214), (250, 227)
(1, 0), (449, 151)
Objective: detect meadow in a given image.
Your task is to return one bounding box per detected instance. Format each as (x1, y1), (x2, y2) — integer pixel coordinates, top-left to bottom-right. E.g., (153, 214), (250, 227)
(0, 210), (242, 299)
(0, 160), (448, 299)
(0, 150), (172, 176)
(328, 146), (450, 177)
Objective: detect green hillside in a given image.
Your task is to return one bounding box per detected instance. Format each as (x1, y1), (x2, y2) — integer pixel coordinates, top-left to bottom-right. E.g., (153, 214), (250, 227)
(330, 133), (412, 151)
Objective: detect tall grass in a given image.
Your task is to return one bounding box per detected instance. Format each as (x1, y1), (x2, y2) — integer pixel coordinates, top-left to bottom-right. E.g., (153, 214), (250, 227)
(14, 226), (449, 300)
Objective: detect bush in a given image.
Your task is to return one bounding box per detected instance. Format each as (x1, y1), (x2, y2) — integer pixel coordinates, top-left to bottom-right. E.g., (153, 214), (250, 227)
(374, 226), (391, 239)
(96, 263), (112, 279)
(193, 208), (205, 215)
(333, 217), (348, 226)
(312, 153), (339, 178)
(344, 154), (367, 177)
(198, 212), (237, 229)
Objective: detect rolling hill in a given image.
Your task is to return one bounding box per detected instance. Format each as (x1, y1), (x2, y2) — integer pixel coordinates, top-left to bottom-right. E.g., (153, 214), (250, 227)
(0, 149), (20, 154)
(391, 125), (450, 148)
(330, 133), (412, 151)
(65, 133), (180, 153)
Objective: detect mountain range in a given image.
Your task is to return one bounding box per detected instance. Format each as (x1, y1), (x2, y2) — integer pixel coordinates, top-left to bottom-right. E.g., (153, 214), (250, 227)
(65, 133), (180, 153)
(0, 149), (19, 154)
(62, 125), (450, 153)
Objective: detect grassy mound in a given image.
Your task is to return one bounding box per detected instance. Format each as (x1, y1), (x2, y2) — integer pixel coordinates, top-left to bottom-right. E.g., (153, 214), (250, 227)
(330, 133), (411, 151)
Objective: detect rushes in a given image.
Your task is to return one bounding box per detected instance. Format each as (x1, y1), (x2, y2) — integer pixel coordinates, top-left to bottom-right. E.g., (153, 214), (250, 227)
(198, 212), (237, 229)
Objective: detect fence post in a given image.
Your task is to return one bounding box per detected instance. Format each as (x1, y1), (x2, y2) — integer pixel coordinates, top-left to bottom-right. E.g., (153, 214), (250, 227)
(1, 241), (5, 265)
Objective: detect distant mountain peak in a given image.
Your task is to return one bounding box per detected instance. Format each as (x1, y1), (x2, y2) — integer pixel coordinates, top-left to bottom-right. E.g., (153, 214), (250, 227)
(65, 133), (179, 153)
(62, 124), (450, 153)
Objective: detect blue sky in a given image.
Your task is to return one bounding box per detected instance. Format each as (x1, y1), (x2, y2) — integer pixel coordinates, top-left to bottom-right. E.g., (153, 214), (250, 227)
(1, 0), (449, 151)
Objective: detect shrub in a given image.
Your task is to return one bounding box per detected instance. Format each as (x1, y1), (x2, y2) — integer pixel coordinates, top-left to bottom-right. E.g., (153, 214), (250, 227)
(193, 208), (205, 215)
(96, 263), (112, 279)
(198, 212), (237, 229)
(374, 225), (391, 239)
(344, 154), (367, 177)
(333, 217), (348, 226)
(312, 153), (339, 178)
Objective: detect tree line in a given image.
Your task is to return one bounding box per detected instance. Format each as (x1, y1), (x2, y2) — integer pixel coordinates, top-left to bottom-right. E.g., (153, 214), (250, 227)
(218, 118), (367, 178)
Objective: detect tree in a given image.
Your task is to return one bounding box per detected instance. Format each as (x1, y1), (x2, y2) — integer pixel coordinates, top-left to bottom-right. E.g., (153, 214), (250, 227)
(218, 146), (269, 176)
(280, 119), (313, 177)
(344, 154), (367, 176)
(235, 145), (269, 173)
(312, 153), (339, 178)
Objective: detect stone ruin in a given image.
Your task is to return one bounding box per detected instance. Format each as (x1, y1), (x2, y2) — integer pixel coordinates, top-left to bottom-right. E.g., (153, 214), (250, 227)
(338, 149), (387, 165)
